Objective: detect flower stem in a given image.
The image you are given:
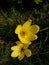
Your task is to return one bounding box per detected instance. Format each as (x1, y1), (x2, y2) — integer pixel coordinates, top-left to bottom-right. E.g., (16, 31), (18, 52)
(40, 27), (49, 32)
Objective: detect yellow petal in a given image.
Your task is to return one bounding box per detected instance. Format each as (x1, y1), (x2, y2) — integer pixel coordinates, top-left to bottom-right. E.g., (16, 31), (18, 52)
(11, 51), (19, 58)
(16, 41), (21, 44)
(18, 34), (30, 44)
(30, 25), (40, 34)
(24, 49), (32, 57)
(21, 39), (30, 44)
(23, 19), (32, 29)
(23, 44), (31, 49)
(29, 34), (38, 41)
(18, 52), (24, 61)
(15, 25), (22, 34)
(11, 46), (21, 58)
(11, 46), (20, 51)
(16, 41), (23, 48)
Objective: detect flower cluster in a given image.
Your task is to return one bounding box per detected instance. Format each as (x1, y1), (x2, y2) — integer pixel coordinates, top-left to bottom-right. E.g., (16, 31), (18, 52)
(11, 19), (40, 60)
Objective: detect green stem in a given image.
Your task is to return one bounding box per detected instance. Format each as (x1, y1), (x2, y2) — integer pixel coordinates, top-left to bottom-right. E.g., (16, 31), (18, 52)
(40, 27), (49, 32)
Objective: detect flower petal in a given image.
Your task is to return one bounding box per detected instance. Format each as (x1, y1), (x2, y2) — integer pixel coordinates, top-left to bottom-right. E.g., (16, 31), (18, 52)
(30, 25), (40, 34)
(11, 46), (20, 58)
(23, 43), (31, 49)
(23, 19), (32, 29)
(15, 25), (22, 34)
(16, 41), (21, 44)
(16, 41), (23, 48)
(18, 52), (24, 61)
(24, 49), (32, 57)
(11, 46), (20, 51)
(18, 34), (30, 44)
(29, 34), (38, 41)
(11, 51), (19, 58)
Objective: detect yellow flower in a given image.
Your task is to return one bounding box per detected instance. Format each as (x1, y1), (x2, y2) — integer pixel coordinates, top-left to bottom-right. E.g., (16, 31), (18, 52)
(11, 41), (32, 61)
(15, 19), (40, 44)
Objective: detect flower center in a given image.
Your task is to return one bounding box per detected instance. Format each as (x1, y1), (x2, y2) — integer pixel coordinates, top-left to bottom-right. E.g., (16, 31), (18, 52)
(21, 48), (25, 52)
(20, 30), (26, 37)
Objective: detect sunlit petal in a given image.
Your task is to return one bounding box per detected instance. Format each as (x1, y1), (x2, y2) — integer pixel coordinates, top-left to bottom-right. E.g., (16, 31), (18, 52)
(23, 19), (32, 29)
(23, 43), (31, 49)
(18, 34), (30, 44)
(29, 34), (38, 41)
(18, 52), (24, 60)
(11, 46), (20, 51)
(16, 41), (23, 48)
(24, 49), (32, 57)
(15, 25), (22, 34)
(11, 51), (19, 58)
(30, 25), (40, 34)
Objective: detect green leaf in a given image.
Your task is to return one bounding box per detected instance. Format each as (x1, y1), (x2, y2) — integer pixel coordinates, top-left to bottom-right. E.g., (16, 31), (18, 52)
(34, 0), (42, 4)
